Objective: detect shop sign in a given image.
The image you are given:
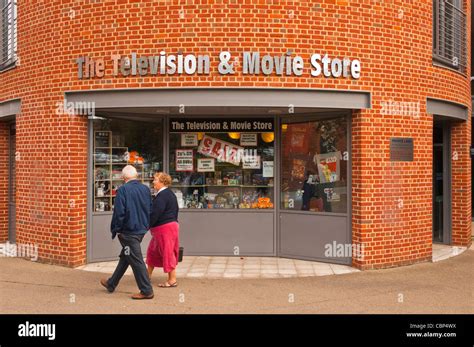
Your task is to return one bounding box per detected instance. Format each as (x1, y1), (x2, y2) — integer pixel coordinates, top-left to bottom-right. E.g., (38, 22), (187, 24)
(243, 155), (261, 169)
(240, 133), (258, 146)
(176, 149), (194, 171)
(181, 133), (198, 146)
(170, 119), (273, 132)
(197, 135), (243, 166)
(76, 52), (361, 79)
(197, 158), (215, 172)
(390, 138), (414, 161)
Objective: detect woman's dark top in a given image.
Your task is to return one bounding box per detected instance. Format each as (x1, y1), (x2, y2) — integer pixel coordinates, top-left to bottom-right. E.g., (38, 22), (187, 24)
(150, 188), (179, 228)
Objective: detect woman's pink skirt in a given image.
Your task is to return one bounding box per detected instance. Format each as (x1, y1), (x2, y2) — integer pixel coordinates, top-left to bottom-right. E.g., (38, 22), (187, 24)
(146, 222), (179, 273)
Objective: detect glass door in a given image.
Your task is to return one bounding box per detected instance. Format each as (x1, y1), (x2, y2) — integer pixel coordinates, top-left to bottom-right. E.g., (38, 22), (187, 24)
(279, 114), (351, 264)
(433, 121), (451, 244)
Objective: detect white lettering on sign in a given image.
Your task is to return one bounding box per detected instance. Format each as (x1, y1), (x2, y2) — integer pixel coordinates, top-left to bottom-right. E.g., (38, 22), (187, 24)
(197, 158), (215, 172)
(77, 52), (361, 79)
(197, 135), (243, 166)
(176, 149), (194, 171)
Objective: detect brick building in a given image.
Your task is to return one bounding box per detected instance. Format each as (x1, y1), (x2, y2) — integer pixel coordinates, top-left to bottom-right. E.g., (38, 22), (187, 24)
(0, 1), (471, 270)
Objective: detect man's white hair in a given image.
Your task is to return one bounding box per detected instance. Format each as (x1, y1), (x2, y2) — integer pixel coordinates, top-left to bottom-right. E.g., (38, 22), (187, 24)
(122, 165), (138, 180)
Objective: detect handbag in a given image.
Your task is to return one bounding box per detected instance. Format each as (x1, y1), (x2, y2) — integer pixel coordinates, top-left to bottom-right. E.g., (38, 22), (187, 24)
(178, 247), (184, 262)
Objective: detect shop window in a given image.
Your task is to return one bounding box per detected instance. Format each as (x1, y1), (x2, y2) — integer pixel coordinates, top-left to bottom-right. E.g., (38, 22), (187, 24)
(433, 0), (467, 73)
(169, 119), (275, 209)
(0, 0), (17, 71)
(281, 116), (348, 214)
(93, 118), (163, 212)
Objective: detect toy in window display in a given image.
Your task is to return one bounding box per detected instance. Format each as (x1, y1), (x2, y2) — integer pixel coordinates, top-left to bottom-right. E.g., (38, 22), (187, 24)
(96, 201), (105, 212)
(249, 197), (273, 209)
(94, 151), (109, 163)
(240, 190), (257, 209)
(127, 151), (144, 164)
(173, 190), (185, 208)
(112, 184), (122, 197)
(243, 172), (252, 185)
(190, 174), (204, 185)
(95, 167), (109, 180)
(97, 183), (105, 197)
(252, 174), (264, 186)
(204, 193), (217, 208)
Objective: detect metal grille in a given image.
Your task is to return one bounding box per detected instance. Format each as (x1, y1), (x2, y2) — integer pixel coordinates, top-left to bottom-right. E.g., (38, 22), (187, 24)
(433, 0), (467, 73)
(0, 0), (17, 71)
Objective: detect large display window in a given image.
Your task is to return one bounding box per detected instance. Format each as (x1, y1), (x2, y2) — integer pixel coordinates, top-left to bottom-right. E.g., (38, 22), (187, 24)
(92, 118), (163, 212)
(169, 118), (275, 209)
(281, 116), (348, 213)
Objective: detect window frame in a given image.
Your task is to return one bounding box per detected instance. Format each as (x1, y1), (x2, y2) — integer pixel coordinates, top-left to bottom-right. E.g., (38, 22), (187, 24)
(0, 0), (17, 72)
(432, 0), (467, 74)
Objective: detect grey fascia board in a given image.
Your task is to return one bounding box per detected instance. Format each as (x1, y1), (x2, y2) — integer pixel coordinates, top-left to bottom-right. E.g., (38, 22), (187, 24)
(65, 88), (371, 110)
(0, 98), (21, 118)
(427, 97), (468, 121)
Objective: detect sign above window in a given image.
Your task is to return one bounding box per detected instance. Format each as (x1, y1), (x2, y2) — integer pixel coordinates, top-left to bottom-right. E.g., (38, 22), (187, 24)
(75, 51), (361, 79)
(170, 119), (274, 133)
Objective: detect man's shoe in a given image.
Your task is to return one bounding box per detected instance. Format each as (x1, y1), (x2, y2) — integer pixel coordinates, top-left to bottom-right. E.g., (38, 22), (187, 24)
(131, 292), (154, 300)
(100, 279), (114, 293)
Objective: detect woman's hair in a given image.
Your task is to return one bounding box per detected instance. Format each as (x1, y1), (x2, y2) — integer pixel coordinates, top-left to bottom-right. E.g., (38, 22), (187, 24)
(154, 172), (172, 187)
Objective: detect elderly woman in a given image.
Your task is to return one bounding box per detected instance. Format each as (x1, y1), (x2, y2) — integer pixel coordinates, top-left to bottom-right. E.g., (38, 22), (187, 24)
(146, 172), (180, 288)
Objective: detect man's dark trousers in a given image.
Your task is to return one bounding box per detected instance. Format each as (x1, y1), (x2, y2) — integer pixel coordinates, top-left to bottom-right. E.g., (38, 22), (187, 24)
(107, 233), (153, 296)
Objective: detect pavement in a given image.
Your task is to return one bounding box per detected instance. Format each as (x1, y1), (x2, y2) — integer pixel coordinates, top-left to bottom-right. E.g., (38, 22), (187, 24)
(75, 244), (465, 279)
(0, 246), (473, 314)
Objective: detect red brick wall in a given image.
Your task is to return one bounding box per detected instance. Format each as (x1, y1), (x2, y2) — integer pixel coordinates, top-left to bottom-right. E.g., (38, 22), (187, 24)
(0, 122), (9, 243)
(0, 1), (470, 268)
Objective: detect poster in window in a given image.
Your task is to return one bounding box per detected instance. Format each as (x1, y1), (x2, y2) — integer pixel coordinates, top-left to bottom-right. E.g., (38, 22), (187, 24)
(242, 155), (261, 169)
(197, 134), (243, 166)
(291, 159), (306, 180)
(240, 133), (258, 146)
(176, 149), (194, 172)
(197, 158), (215, 172)
(290, 124), (310, 152)
(181, 133), (198, 147)
(262, 161), (274, 177)
(316, 151), (341, 183)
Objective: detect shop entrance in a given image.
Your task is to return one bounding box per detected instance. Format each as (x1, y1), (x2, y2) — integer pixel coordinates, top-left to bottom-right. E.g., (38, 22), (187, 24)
(433, 120), (452, 244)
(8, 122), (16, 242)
(278, 113), (351, 264)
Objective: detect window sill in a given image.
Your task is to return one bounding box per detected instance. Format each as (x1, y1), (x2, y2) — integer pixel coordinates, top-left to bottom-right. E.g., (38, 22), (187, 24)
(432, 60), (467, 78)
(0, 62), (17, 74)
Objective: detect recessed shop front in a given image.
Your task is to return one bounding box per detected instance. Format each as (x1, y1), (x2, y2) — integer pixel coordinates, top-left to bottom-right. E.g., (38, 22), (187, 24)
(73, 89), (369, 264)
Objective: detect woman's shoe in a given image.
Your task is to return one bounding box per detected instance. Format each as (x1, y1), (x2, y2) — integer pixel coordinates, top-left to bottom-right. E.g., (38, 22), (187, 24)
(158, 281), (178, 288)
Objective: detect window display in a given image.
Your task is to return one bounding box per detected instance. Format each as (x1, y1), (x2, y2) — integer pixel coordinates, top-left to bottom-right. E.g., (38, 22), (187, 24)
(169, 119), (275, 209)
(281, 116), (348, 213)
(93, 119), (163, 212)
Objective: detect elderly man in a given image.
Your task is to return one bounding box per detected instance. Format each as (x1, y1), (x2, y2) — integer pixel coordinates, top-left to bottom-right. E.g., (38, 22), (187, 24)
(100, 165), (154, 299)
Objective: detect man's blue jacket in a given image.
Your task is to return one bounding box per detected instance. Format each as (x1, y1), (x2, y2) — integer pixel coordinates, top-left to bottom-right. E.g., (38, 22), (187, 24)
(110, 180), (152, 239)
